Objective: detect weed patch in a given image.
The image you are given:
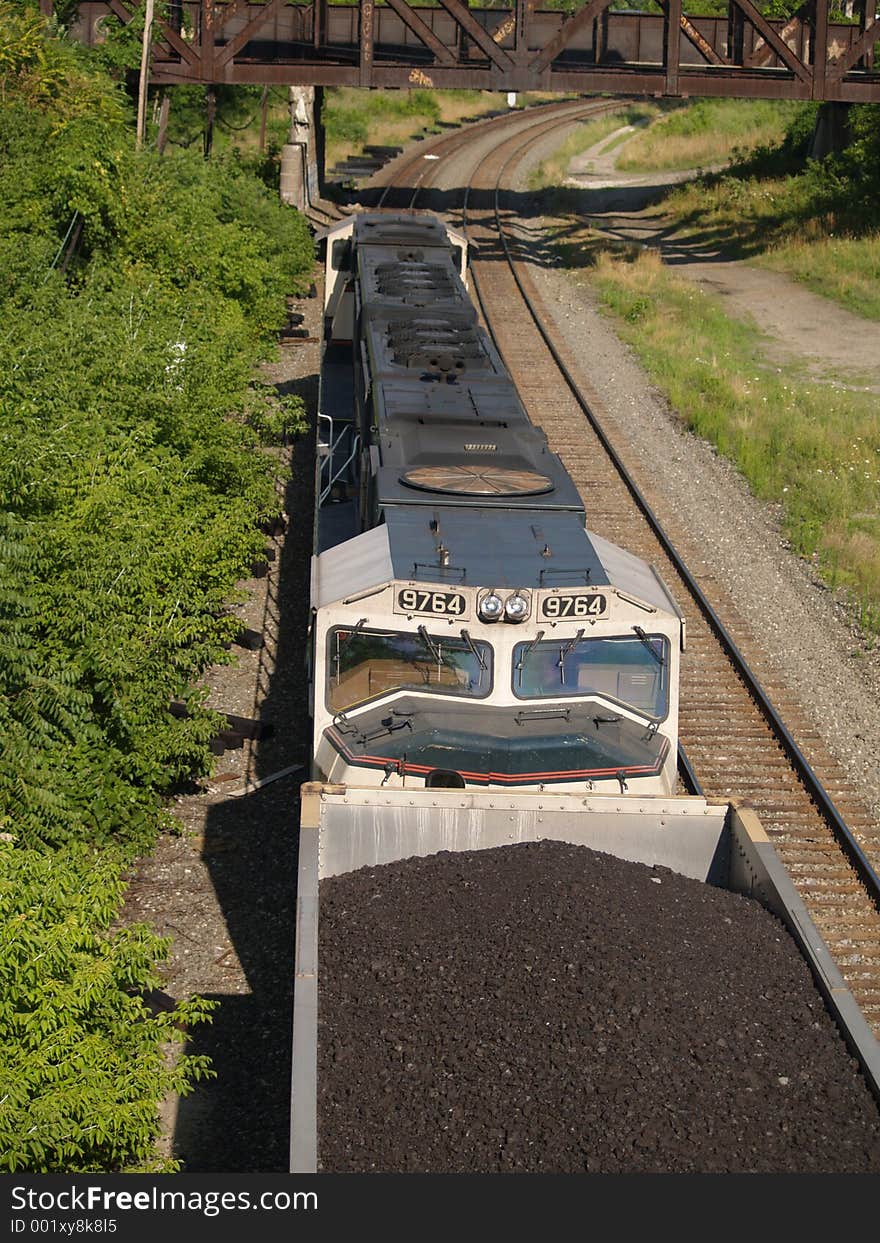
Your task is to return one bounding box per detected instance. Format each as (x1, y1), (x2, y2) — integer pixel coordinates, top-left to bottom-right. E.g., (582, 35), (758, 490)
(617, 100), (800, 173)
(589, 251), (880, 632)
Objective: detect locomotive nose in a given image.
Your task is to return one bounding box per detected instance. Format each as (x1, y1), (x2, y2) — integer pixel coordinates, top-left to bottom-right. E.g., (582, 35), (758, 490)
(325, 696), (670, 789)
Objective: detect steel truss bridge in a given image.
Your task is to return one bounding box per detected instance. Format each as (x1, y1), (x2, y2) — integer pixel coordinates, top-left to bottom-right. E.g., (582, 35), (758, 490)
(61, 0), (880, 101)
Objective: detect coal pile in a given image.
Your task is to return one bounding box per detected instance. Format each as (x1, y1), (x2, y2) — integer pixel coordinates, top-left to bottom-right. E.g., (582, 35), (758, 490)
(317, 840), (880, 1173)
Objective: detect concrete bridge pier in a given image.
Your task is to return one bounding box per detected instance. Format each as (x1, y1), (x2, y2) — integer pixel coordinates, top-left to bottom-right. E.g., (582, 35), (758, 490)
(280, 85), (321, 210)
(808, 101), (852, 160)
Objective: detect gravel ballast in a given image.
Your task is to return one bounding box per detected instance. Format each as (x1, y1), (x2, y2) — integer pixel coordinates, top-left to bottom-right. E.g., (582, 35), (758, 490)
(318, 841), (880, 1173)
(495, 143), (880, 830)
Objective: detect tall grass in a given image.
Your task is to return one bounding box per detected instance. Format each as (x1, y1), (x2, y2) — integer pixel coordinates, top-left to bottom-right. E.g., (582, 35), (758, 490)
(590, 249), (880, 632)
(617, 99), (801, 172)
(666, 173), (880, 320)
(323, 88), (443, 163)
(663, 170), (819, 251)
(654, 102), (880, 318)
(756, 234), (880, 320)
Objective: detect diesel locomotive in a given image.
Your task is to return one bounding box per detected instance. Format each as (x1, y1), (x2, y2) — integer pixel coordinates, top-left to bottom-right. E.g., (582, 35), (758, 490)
(310, 211), (685, 795)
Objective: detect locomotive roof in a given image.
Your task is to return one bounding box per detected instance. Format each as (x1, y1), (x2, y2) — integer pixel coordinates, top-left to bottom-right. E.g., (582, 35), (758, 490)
(351, 212), (457, 249)
(374, 416), (584, 513)
(312, 507), (679, 620)
(356, 261), (472, 313)
(374, 376), (526, 423)
(361, 303), (506, 381)
(315, 211), (467, 252)
(364, 330), (582, 511)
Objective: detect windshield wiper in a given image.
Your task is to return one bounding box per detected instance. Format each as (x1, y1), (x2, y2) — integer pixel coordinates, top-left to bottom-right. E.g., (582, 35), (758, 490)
(460, 629), (486, 671)
(633, 625), (665, 666)
(338, 617), (368, 646)
(557, 629), (585, 685)
(334, 617), (367, 679)
(418, 624), (442, 664)
(360, 715), (414, 744)
(515, 629), (544, 685)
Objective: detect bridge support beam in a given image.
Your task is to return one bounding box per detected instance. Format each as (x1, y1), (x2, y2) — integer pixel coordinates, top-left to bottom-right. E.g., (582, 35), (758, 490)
(808, 100), (852, 158)
(280, 85), (319, 211)
(663, 0), (683, 94)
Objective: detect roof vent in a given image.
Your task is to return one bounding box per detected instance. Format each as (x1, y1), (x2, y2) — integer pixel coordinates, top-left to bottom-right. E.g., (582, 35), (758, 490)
(400, 464), (554, 497)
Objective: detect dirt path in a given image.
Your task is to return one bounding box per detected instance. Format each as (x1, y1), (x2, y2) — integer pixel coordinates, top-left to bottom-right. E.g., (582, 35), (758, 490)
(564, 125), (880, 393)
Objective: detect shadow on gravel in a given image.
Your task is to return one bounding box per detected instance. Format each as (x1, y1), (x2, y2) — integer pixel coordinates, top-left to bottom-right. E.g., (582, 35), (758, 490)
(173, 382), (317, 1172)
(172, 785), (302, 1172)
(370, 173), (786, 278)
(358, 180), (679, 230)
(355, 182), (709, 276)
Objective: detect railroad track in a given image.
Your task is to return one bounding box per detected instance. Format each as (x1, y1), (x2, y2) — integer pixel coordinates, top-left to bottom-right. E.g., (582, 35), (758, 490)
(351, 101), (880, 1031)
(369, 96), (621, 209)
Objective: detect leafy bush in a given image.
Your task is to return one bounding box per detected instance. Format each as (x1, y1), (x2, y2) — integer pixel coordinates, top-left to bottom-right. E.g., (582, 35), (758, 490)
(0, 4), (314, 1170)
(617, 98), (801, 173)
(0, 42), (312, 855)
(324, 105), (369, 147)
(800, 103), (880, 229)
(0, 841), (215, 1172)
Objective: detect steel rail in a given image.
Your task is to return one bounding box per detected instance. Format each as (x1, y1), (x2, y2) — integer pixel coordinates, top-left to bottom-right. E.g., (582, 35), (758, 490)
(450, 124), (880, 909)
(372, 96), (619, 212)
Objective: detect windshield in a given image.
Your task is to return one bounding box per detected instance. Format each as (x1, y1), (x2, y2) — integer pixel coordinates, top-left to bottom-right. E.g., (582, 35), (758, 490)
(328, 626), (492, 712)
(513, 633), (668, 719)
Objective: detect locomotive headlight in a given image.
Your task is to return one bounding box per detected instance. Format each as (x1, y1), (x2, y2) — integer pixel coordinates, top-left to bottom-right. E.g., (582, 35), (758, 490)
(478, 591), (504, 622)
(504, 592), (529, 623)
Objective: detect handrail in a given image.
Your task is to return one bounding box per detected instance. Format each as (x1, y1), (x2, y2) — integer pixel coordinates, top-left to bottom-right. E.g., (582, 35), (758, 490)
(320, 431), (360, 505)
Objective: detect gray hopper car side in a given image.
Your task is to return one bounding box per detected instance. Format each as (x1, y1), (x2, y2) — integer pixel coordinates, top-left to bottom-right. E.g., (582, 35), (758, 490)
(290, 785), (880, 1173)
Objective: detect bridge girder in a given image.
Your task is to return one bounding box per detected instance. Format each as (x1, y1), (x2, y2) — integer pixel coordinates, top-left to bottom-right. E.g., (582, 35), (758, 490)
(63, 1), (880, 102)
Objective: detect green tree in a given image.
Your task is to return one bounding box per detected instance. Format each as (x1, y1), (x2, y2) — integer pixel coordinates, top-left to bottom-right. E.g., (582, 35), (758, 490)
(0, 7), (314, 1170)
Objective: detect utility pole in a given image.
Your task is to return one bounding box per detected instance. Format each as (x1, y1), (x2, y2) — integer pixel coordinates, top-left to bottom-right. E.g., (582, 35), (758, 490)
(156, 91), (171, 154)
(136, 0), (155, 149)
(259, 84), (270, 153)
(204, 86), (216, 158)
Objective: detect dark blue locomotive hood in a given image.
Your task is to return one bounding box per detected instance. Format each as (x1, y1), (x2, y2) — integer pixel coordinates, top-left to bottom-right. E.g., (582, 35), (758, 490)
(325, 694), (669, 787)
